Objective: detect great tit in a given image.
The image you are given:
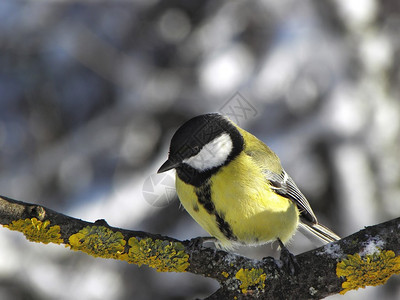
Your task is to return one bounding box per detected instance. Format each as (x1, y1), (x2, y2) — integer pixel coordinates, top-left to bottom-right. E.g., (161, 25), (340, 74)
(158, 113), (339, 250)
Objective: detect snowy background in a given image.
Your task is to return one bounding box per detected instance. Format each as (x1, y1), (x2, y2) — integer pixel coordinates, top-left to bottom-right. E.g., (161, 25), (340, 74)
(0, 0), (399, 299)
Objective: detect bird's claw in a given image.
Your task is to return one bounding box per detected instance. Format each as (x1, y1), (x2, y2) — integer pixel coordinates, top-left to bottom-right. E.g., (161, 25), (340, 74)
(277, 238), (299, 275)
(188, 236), (216, 249)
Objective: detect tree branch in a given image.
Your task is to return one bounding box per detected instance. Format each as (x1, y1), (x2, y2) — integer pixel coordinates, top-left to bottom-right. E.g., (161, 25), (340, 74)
(1, 194), (400, 299)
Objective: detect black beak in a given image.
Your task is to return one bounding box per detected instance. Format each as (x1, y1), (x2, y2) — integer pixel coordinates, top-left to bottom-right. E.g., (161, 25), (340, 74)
(157, 159), (180, 173)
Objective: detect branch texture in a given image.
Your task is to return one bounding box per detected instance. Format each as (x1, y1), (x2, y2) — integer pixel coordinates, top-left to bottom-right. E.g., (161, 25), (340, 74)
(1, 195), (400, 299)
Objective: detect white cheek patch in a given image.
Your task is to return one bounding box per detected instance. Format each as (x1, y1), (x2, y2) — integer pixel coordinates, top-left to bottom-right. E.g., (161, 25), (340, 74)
(183, 133), (233, 171)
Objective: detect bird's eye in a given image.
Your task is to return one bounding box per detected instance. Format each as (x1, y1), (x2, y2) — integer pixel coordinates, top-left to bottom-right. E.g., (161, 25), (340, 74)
(193, 146), (200, 152)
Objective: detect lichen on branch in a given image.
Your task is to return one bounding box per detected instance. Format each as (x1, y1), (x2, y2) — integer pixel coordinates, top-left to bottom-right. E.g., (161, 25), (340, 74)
(1, 194), (400, 299)
(4, 217), (63, 244)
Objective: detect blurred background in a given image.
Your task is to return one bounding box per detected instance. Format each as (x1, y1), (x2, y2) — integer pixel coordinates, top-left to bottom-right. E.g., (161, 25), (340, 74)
(0, 0), (399, 299)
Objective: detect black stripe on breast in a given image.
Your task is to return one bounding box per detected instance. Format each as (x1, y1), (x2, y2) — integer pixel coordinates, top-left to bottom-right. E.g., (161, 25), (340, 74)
(215, 212), (236, 240)
(195, 181), (215, 214)
(195, 180), (236, 241)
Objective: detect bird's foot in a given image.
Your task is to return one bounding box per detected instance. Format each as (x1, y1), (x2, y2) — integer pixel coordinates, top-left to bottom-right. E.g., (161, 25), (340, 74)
(188, 236), (216, 249)
(277, 238), (298, 275)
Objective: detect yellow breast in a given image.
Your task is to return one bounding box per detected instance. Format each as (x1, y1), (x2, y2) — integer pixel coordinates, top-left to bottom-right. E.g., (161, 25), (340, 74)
(175, 151), (299, 249)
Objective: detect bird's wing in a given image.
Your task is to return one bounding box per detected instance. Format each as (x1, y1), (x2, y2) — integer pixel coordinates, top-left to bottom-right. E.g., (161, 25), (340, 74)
(244, 148), (317, 223)
(262, 168), (318, 224)
(244, 145), (340, 242)
(263, 167), (341, 242)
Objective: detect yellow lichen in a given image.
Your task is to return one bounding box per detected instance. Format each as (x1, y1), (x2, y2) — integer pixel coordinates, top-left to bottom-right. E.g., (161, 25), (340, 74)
(68, 226), (126, 259)
(222, 271), (229, 278)
(4, 218), (190, 273)
(336, 250), (400, 294)
(235, 268), (267, 294)
(4, 218), (63, 244)
(121, 237), (189, 273)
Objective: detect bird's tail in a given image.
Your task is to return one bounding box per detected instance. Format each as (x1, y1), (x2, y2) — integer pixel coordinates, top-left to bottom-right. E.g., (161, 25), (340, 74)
(300, 220), (340, 243)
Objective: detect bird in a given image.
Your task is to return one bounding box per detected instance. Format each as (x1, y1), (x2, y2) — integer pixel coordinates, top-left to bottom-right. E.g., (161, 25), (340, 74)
(158, 113), (340, 253)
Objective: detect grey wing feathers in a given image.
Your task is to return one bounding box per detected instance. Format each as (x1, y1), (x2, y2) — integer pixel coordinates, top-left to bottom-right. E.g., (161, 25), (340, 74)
(299, 221), (341, 243)
(264, 169), (340, 243)
(263, 169), (317, 224)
